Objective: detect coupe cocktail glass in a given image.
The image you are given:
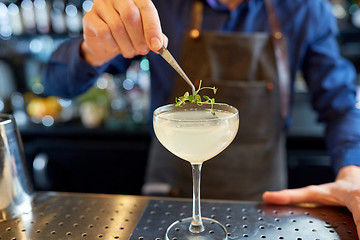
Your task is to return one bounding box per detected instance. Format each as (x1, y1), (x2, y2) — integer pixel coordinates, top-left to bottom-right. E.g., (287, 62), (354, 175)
(153, 103), (239, 240)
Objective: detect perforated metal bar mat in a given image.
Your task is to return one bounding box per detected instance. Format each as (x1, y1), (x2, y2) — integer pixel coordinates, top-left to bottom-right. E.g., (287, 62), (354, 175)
(130, 199), (358, 240)
(1, 193), (358, 240)
(0, 192), (148, 240)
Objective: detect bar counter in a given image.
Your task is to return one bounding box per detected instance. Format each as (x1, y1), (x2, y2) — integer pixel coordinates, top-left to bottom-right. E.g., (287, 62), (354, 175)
(0, 191), (357, 239)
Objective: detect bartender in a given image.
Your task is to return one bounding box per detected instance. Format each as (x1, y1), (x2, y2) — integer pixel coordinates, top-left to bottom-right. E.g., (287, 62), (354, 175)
(43, 0), (360, 237)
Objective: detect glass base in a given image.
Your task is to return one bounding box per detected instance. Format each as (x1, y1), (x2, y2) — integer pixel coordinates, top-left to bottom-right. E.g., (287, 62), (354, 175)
(165, 217), (228, 240)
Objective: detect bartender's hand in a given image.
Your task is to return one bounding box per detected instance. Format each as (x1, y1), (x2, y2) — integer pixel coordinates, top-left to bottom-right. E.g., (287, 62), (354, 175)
(263, 165), (360, 239)
(81, 0), (168, 66)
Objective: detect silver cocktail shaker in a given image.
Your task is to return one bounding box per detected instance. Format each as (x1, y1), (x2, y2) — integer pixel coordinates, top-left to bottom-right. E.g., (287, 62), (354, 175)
(0, 114), (33, 221)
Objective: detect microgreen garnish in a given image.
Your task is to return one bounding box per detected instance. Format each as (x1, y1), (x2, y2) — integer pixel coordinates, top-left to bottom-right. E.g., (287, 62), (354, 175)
(175, 80), (226, 115)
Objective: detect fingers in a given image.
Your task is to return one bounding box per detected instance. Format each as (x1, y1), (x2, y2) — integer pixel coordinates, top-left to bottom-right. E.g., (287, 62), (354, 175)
(82, 0), (164, 65)
(264, 185), (360, 238)
(343, 189), (360, 238)
(82, 11), (121, 66)
(111, 0), (163, 53)
(262, 167), (360, 239)
(83, 13), (118, 53)
(262, 184), (341, 206)
(113, 0), (151, 55)
(350, 205), (360, 239)
(335, 166), (360, 238)
(93, 1), (135, 58)
(133, 0), (163, 51)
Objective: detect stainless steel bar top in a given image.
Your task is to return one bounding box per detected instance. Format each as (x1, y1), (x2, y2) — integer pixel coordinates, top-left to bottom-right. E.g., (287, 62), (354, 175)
(0, 191), (357, 240)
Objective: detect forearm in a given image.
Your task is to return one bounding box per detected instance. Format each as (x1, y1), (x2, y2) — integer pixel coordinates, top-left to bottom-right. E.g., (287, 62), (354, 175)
(43, 38), (100, 99)
(325, 108), (360, 173)
(299, 4), (360, 174)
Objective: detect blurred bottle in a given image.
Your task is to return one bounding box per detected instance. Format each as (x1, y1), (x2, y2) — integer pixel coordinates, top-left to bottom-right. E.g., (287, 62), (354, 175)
(11, 92), (28, 126)
(0, 60), (16, 103)
(50, 0), (67, 34)
(126, 59), (150, 125)
(65, 0), (82, 36)
(34, 0), (50, 33)
(24, 58), (43, 94)
(21, 0), (36, 34)
(7, 3), (24, 36)
(0, 2), (12, 39)
(0, 97), (5, 113)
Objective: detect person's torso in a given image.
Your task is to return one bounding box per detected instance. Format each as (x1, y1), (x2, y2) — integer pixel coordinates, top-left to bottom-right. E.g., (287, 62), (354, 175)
(148, 0), (336, 112)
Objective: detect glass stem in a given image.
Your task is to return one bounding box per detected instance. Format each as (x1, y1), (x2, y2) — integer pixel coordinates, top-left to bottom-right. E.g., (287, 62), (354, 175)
(189, 163), (205, 233)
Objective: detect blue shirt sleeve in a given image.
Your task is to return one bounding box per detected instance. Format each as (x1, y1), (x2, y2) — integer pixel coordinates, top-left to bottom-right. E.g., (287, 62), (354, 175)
(42, 38), (133, 99)
(43, 38), (99, 98)
(301, 1), (360, 173)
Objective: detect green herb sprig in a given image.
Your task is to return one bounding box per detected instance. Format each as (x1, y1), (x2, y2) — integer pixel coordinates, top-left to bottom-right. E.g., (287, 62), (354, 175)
(175, 80), (226, 115)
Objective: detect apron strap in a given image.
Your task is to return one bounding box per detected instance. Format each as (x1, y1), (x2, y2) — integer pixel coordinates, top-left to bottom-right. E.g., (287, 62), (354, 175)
(189, 0), (290, 118)
(189, 0), (204, 39)
(264, 0), (290, 118)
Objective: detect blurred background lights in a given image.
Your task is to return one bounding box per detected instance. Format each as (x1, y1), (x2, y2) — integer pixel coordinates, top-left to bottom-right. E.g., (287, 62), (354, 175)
(140, 58), (150, 71)
(96, 77), (109, 89)
(111, 98), (125, 111)
(42, 115), (54, 127)
(21, 0), (33, 10)
(82, 0), (93, 12)
(65, 4), (77, 17)
(8, 3), (20, 14)
(53, 0), (65, 10)
(58, 99), (72, 108)
(356, 102), (360, 109)
(123, 79), (135, 91)
(333, 4), (347, 19)
(31, 82), (44, 94)
(132, 111), (143, 123)
(349, 3), (359, 15)
(29, 38), (43, 53)
(1, 26), (12, 39)
(34, 0), (46, 9)
(13, 111), (28, 126)
(11, 92), (24, 109)
(0, 2), (12, 39)
(352, 9), (360, 28)
(0, 99), (4, 112)
(126, 69), (137, 80)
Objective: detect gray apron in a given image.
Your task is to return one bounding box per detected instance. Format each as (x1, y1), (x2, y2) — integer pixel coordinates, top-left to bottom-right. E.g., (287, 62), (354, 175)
(145, 0), (290, 201)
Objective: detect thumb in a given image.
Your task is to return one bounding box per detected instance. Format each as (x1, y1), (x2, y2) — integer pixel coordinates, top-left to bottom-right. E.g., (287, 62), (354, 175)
(262, 184), (340, 206)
